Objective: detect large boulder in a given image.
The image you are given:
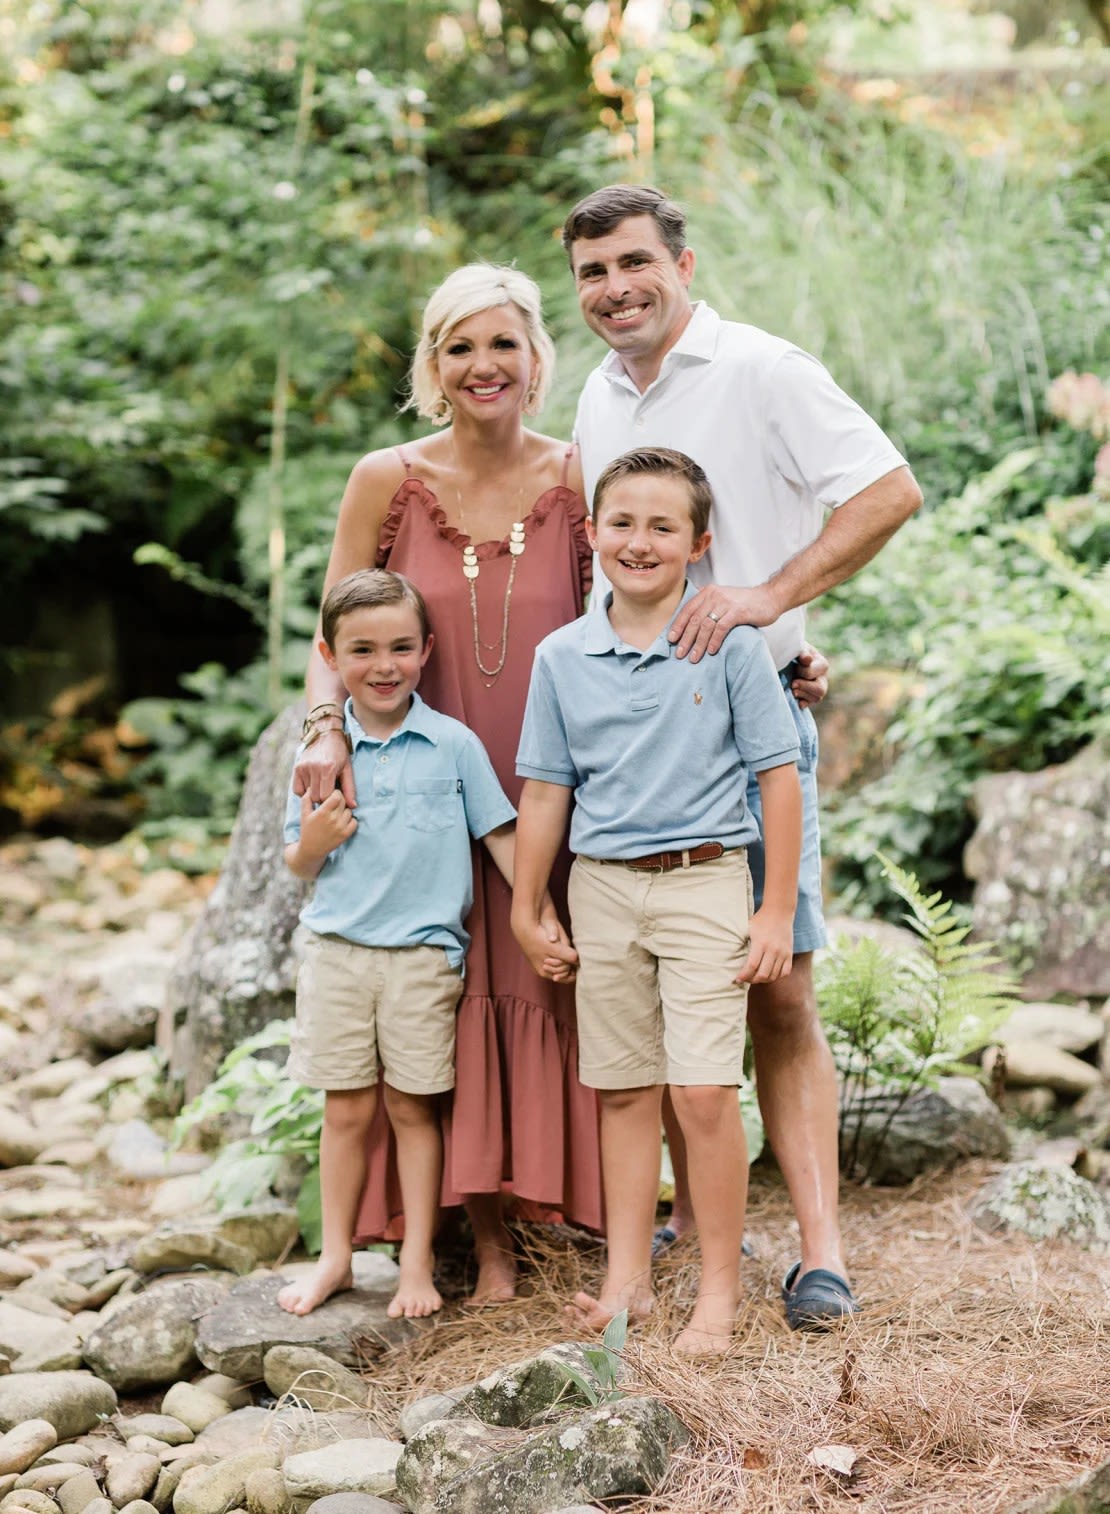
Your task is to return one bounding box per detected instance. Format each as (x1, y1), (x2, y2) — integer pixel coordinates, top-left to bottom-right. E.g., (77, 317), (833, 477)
(1006, 1452), (1110, 1513)
(965, 741), (1110, 999)
(839, 1075), (1009, 1185)
(450, 1345), (623, 1428)
(969, 1162), (1110, 1252)
(0, 1373), (117, 1438)
(164, 706), (306, 1098)
(396, 1397), (688, 1514)
(82, 1278), (231, 1391)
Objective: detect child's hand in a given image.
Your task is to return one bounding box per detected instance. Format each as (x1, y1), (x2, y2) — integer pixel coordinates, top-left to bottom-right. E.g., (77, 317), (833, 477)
(735, 907), (793, 985)
(513, 909), (579, 982)
(299, 789), (356, 862)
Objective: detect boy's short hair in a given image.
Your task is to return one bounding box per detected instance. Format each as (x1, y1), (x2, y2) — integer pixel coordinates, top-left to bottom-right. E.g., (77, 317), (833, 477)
(321, 569), (430, 650)
(561, 184), (687, 264)
(592, 447), (713, 539)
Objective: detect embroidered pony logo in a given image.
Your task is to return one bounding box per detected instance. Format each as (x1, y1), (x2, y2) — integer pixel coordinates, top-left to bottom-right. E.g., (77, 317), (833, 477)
(693, 689), (703, 705)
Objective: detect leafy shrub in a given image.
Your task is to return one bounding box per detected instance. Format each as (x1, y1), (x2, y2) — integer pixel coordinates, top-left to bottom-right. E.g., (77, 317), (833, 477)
(818, 857), (1018, 1180)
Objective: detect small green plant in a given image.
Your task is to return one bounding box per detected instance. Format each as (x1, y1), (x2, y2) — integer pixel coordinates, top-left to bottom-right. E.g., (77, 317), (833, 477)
(173, 1020), (325, 1252)
(818, 856), (1018, 1180)
(555, 1310), (628, 1408)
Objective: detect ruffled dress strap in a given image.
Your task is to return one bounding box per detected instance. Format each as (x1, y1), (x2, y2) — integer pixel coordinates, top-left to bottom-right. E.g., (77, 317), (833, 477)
(376, 449), (436, 568)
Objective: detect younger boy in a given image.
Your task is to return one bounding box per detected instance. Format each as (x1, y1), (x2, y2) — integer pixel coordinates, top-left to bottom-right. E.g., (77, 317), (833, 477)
(511, 448), (803, 1355)
(280, 569), (517, 1320)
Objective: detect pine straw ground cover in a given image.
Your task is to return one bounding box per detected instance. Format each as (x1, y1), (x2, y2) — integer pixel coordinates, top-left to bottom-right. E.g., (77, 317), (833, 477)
(358, 1162), (1110, 1514)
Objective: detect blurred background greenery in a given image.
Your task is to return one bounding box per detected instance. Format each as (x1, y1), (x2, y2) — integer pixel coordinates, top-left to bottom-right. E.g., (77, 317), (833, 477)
(1, 0), (1107, 930)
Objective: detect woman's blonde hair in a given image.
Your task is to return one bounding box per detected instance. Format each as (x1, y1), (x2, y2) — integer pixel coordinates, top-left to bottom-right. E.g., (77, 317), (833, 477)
(407, 263), (556, 425)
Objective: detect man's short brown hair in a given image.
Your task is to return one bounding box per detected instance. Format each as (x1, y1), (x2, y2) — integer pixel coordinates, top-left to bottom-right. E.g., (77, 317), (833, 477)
(592, 447), (713, 539)
(562, 184), (687, 264)
(321, 569), (430, 650)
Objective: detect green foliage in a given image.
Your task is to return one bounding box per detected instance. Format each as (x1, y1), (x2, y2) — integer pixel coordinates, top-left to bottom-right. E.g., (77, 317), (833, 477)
(173, 1019), (324, 1249)
(818, 426), (1109, 914)
(818, 857), (1018, 1180)
(554, 1310), (627, 1409)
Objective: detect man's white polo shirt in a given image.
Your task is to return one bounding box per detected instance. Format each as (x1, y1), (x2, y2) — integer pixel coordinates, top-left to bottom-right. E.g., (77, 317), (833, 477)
(574, 301), (907, 671)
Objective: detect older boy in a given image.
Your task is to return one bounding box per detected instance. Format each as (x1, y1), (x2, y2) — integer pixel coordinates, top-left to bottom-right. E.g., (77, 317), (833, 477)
(280, 569), (518, 1320)
(512, 448), (802, 1354)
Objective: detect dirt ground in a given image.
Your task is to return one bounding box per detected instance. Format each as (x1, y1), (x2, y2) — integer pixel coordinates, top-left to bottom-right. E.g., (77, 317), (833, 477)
(362, 1162), (1110, 1514)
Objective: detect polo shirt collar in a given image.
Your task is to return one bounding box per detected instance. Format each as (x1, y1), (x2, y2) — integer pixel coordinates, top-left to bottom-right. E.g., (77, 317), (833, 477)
(585, 581), (700, 659)
(599, 301), (720, 391)
(344, 691), (439, 749)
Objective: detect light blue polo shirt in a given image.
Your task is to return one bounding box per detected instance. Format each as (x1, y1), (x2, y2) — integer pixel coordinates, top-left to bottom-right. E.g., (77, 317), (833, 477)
(284, 694), (515, 969)
(516, 584), (800, 861)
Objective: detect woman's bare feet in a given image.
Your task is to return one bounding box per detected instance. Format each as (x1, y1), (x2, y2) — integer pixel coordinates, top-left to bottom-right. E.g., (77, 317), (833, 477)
(565, 1288), (653, 1333)
(672, 1288), (738, 1356)
(277, 1255), (353, 1316)
(465, 1231), (518, 1308)
(387, 1249), (443, 1319)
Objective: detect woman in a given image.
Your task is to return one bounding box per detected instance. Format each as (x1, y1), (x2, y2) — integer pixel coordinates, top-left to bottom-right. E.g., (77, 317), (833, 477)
(293, 264), (602, 1308)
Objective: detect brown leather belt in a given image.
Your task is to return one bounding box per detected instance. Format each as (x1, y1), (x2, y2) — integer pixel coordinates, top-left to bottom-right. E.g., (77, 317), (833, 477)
(600, 842), (728, 874)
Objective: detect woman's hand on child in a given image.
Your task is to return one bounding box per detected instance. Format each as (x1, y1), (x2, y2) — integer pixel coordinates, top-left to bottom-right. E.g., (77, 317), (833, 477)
(735, 907), (794, 985)
(293, 728), (358, 807)
(299, 789), (357, 861)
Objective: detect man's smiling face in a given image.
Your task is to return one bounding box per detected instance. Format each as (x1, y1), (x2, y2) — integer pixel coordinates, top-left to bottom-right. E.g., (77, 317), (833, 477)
(570, 214), (695, 379)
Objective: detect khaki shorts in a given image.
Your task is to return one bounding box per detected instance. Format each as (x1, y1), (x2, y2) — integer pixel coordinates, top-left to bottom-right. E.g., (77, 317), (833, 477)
(568, 851), (752, 1090)
(289, 932), (463, 1094)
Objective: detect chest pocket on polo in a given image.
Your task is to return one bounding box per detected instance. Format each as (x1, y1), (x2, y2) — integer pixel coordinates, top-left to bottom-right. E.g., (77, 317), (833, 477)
(404, 776), (460, 832)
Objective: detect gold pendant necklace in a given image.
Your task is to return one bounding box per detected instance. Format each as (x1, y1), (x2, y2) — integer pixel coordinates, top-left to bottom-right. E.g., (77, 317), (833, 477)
(454, 459), (527, 687)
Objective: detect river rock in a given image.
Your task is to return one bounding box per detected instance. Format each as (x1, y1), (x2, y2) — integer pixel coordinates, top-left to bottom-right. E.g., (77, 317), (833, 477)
(150, 1450), (216, 1512)
(82, 1278), (230, 1391)
(0, 1256), (38, 1290)
(194, 1275), (422, 1380)
(969, 1162), (1110, 1251)
(0, 1374), (116, 1438)
(0, 1302), (83, 1373)
(192, 1375), (252, 1410)
(966, 741), (1110, 999)
(451, 1345), (622, 1428)
(130, 1229), (254, 1279)
(282, 1442), (402, 1501)
(0, 1492), (60, 1514)
(0, 1424), (57, 1479)
(398, 1391), (470, 1443)
(160, 1385), (228, 1435)
(838, 1075), (1009, 1184)
(103, 1122), (208, 1183)
(172, 1450), (281, 1514)
(14, 1469), (89, 1494)
(996, 1003), (1104, 1055)
(0, 1110), (46, 1168)
(398, 1397), (689, 1514)
(262, 1347), (368, 1412)
(54, 1472), (101, 1514)
(302, 1499), (401, 1514)
(117, 1502), (159, 1514)
(981, 1042), (1100, 1097)
(10, 1062), (95, 1101)
(104, 1455), (160, 1507)
(242, 1468), (288, 1514)
(165, 706), (306, 1098)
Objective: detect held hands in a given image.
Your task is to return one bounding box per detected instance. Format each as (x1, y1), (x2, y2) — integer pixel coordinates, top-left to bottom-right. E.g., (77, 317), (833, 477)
(293, 727), (357, 807)
(298, 789), (357, 865)
(669, 583), (780, 663)
(514, 904), (579, 983)
(735, 907), (794, 986)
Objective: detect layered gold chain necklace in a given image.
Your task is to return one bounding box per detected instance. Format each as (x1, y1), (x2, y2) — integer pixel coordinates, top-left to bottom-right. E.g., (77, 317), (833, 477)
(454, 460), (527, 687)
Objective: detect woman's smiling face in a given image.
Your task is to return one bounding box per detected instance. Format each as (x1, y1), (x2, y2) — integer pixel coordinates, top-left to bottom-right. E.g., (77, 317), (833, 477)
(436, 304), (536, 421)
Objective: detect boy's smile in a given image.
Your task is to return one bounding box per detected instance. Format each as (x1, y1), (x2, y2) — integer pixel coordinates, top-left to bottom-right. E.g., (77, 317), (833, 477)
(587, 475), (710, 614)
(321, 604), (433, 736)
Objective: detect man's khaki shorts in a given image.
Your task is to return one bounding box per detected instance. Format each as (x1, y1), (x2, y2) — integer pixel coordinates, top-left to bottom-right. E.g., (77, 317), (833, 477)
(288, 932), (463, 1094)
(568, 850), (752, 1090)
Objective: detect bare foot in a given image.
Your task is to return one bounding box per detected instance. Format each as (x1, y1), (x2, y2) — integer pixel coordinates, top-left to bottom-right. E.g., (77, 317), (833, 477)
(465, 1230), (517, 1307)
(565, 1288), (653, 1334)
(673, 1290), (738, 1356)
(387, 1256), (443, 1319)
(277, 1256), (353, 1316)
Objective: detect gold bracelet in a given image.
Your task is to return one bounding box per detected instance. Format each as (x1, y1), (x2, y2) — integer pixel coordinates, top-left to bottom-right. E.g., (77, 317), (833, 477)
(302, 724), (352, 752)
(301, 703), (343, 740)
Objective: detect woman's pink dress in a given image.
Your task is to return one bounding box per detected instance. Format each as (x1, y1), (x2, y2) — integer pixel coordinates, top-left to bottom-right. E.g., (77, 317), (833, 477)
(352, 446), (604, 1240)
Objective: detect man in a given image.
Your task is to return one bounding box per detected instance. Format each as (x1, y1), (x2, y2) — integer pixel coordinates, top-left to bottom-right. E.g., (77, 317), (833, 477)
(564, 183), (923, 1328)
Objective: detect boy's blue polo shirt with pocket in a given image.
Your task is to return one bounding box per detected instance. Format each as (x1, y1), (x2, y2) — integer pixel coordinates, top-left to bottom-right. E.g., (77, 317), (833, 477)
(284, 693), (515, 968)
(516, 583), (800, 859)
